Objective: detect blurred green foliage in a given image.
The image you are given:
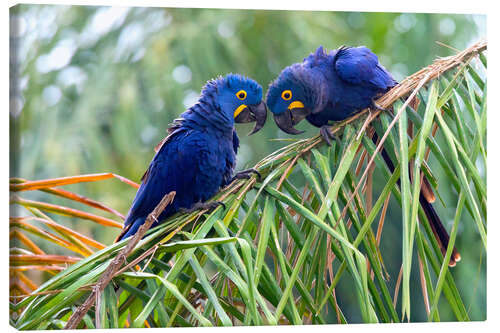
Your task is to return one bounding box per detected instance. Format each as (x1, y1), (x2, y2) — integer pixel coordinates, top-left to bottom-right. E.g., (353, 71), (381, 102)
(10, 5), (485, 323)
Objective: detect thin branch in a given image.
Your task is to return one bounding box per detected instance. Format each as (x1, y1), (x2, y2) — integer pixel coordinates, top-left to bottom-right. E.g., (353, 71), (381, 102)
(393, 264), (404, 309)
(64, 191), (176, 329)
(418, 255), (431, 316)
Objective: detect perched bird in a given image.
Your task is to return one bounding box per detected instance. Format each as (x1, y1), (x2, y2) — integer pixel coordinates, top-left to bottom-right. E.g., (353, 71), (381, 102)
(264, 45), (460, 266)
(116, 74), (267, 241)
(266, 45), (397, 142)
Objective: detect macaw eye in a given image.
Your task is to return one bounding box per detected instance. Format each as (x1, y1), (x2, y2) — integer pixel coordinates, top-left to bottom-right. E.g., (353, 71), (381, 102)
(281, 90), (292, 101)
(236, 90), (247, 100)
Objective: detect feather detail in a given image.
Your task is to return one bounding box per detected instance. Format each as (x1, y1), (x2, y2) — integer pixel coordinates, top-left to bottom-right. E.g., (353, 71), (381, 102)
(117, 74), (262, 241)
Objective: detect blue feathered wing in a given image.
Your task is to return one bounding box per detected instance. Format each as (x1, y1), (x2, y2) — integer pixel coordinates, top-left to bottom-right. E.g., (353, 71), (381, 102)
(116, 127), (237, 241)
(333, 46), (397, 91)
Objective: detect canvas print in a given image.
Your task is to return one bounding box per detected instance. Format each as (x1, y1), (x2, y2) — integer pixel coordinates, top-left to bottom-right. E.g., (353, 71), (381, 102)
(9, 4), (486, 328)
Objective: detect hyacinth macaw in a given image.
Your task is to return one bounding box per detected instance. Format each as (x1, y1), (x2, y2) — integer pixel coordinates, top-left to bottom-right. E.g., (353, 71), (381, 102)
(265, 45), (397, 141)
(116, 74), (267, 241)
(264, 45), (460, 266)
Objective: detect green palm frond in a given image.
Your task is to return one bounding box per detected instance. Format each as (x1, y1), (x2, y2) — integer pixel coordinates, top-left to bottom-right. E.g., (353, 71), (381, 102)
(11, 41), (486, 328)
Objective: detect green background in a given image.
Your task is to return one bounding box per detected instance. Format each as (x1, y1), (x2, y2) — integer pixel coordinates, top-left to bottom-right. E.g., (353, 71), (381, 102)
(10, 5), (486, 322)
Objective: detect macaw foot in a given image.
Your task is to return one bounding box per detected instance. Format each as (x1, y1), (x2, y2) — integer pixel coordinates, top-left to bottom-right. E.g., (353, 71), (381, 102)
(231, 168), (262, 182)
(320, 125), (335, 146)
(180, 201), (226, 214)
(371, 100), (389, 112)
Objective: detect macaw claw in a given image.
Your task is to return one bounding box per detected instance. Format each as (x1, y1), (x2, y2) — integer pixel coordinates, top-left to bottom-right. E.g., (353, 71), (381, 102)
(180, 201), (226, 214)
(320, 125), (335, 146)
(231, 168), (262, 182)
(371, 100), (389, 112)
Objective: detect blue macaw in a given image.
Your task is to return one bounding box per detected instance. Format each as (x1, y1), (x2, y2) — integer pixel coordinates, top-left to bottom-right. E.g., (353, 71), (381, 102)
(265, 45), (397, 141)
(263, 45), (460, 266)
(116, 74), (267, 241)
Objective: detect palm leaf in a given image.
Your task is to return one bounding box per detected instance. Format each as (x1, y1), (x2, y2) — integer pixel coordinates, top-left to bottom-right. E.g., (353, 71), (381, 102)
(11, 41), (486, 328)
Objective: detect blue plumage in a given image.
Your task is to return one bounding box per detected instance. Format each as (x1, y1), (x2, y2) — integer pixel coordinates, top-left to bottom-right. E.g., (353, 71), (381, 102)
(116, 74), (266, 241)
(265, 45), (397, 133)
(264, 46), (460, 266)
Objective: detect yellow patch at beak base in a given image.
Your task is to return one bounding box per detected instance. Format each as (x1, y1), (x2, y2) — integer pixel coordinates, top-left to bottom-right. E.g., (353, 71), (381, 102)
(288, 101), (305, 110)
(234, 104), (247, 118)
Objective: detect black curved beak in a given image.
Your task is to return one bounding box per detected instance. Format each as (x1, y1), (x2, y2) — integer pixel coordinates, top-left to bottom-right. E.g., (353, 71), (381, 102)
(272, 107), (310, 135)
(234, 101), (268, 135)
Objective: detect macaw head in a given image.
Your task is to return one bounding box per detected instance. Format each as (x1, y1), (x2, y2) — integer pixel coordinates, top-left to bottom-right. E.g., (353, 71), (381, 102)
(266, 55), (327, 135)
(209, 74), (267, 135)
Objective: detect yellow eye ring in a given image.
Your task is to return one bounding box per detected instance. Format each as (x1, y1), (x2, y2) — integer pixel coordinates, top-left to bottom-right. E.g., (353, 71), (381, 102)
(281, 90), (292, 101)
(236, 90), (247, 100)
